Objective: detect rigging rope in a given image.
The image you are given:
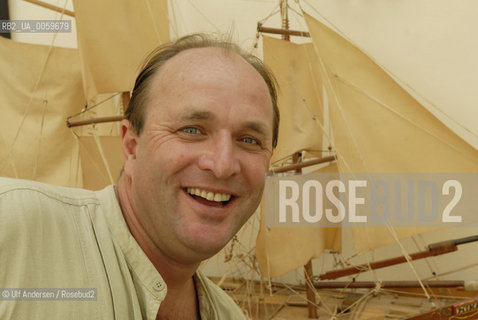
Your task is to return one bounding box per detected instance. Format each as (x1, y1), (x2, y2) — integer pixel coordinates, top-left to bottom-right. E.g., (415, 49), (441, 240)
(0, 0), (67, 174)
(0, 135), (18, 177)
(185, 0), (221, 32)
(302, 0), (477, 143)
(32, 98), (48, 180)
(424, 261), (478, 281)
(258, 4), (280, 25)
(303, 5), (476, 290)
(67, 92), (121, 121)
(413, 234), (441, 279)
(301, 13), (370, 174)
(144, 0), (163, 43)
(70, 131), (112, 186)
(276, 277), (335, 316)
(385, 222), (435, 308)
(303, 43), (365, 172)
(299, 4), (446, 304)
(92, 127), (115, 184)
(168, 0), (179, 39)
(336, 76), (478, 163)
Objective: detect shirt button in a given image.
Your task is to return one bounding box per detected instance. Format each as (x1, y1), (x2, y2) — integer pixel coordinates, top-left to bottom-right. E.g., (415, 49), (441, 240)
(153, 280), (165, 291)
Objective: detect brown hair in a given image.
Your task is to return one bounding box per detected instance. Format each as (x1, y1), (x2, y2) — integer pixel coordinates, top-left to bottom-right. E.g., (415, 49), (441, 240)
(125, 33), (280, 148)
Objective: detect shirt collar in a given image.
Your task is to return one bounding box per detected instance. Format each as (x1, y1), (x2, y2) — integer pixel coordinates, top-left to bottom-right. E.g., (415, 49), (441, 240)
(97, 185), (216, 320)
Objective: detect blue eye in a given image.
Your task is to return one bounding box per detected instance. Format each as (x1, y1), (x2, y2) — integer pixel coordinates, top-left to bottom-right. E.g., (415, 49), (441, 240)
(242, 137), (258, 145)
(183, 127), (200, 135)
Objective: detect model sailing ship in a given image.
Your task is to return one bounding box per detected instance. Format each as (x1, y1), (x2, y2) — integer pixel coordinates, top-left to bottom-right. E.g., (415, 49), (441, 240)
(249, 2), (478, 319)
(1, 0), (478, 319)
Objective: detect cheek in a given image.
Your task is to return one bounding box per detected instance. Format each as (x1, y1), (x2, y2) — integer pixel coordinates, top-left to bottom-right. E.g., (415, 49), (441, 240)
(242, 155), (269, 188)
(144, 142), (199, 182)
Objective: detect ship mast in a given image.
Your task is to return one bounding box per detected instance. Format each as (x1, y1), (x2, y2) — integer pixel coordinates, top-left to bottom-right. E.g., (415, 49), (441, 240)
(257, 2), (321, 317)
(280, 0), (290, 41)
(281, 2), (317, 318)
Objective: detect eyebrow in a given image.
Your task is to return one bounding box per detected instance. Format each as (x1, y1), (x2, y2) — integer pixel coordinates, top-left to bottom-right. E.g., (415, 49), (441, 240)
(179, 110), (269, 138)
(242, 120), (268, 137)
(179, 110), (215, 121)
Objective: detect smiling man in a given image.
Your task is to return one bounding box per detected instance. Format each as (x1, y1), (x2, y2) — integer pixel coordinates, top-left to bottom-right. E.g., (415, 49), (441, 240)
(117, 34), (278, 319)
(0, 34), (278, 319)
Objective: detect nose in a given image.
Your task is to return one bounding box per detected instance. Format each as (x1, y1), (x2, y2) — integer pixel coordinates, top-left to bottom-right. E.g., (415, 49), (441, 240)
(198, 132), (240, 179)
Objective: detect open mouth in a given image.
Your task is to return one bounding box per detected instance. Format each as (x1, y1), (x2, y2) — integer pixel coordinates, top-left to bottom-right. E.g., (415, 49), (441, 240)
(185, 187), (233, 207)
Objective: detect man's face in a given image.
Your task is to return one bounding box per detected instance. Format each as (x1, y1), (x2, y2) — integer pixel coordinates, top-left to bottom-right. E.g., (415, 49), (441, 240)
(123, 48), (274, 263)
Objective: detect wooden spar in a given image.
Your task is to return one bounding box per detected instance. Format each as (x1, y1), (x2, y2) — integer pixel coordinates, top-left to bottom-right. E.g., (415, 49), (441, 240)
(269, 4), (316, 316)
(428, 234), (478, 250)
(406, 298), (478, 320)
(304, 259), (317, 318)
(314, 280), (466, 289)
(319, 242), (457, 280)
(319, 236), (478, 280)
(67, 92), (130, 128)
(257, 23), (310, 38)
(268, 155), (335, 174)
(265, 152), (335, 318)
(301, 208), (319, 317)
(289, 152), (318, 319)
(23, 0), (75, 17)
(67, 115), (124, 128)
(258, 0), (309, 39)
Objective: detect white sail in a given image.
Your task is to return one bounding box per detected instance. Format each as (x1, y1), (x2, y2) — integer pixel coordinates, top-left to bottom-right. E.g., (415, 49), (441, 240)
(262, 35), (324, 164)
(72, 0), (170, 102)
(0, 37), (84, 187)
(303, 12), (478, 253)
(255, 35), (341, 277)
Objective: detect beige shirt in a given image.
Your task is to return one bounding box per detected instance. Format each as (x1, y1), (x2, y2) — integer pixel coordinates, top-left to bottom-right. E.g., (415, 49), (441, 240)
(0, 177), (246, 320)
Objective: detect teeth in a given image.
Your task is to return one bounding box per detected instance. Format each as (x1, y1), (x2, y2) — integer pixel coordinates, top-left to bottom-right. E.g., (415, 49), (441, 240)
(186, 188), (232, 203)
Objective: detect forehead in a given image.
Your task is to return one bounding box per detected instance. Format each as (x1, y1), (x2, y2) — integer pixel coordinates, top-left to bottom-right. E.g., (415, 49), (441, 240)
(145, 47), (273, 121)
(154, 46), (263, 82)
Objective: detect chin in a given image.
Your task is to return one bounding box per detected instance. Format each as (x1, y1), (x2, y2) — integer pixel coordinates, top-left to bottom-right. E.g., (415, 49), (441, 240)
(183, 226), (235, 257)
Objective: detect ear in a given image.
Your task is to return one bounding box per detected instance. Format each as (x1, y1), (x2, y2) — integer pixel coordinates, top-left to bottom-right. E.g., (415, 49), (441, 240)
(121, 119), (138, 178)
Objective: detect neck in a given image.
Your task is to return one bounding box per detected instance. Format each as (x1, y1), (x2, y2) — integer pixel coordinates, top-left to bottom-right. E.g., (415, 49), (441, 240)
(115, 175), (200, 289)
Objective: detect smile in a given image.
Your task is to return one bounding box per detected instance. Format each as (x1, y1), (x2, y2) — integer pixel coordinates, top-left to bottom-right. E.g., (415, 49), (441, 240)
(186, 187), (232, 202)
